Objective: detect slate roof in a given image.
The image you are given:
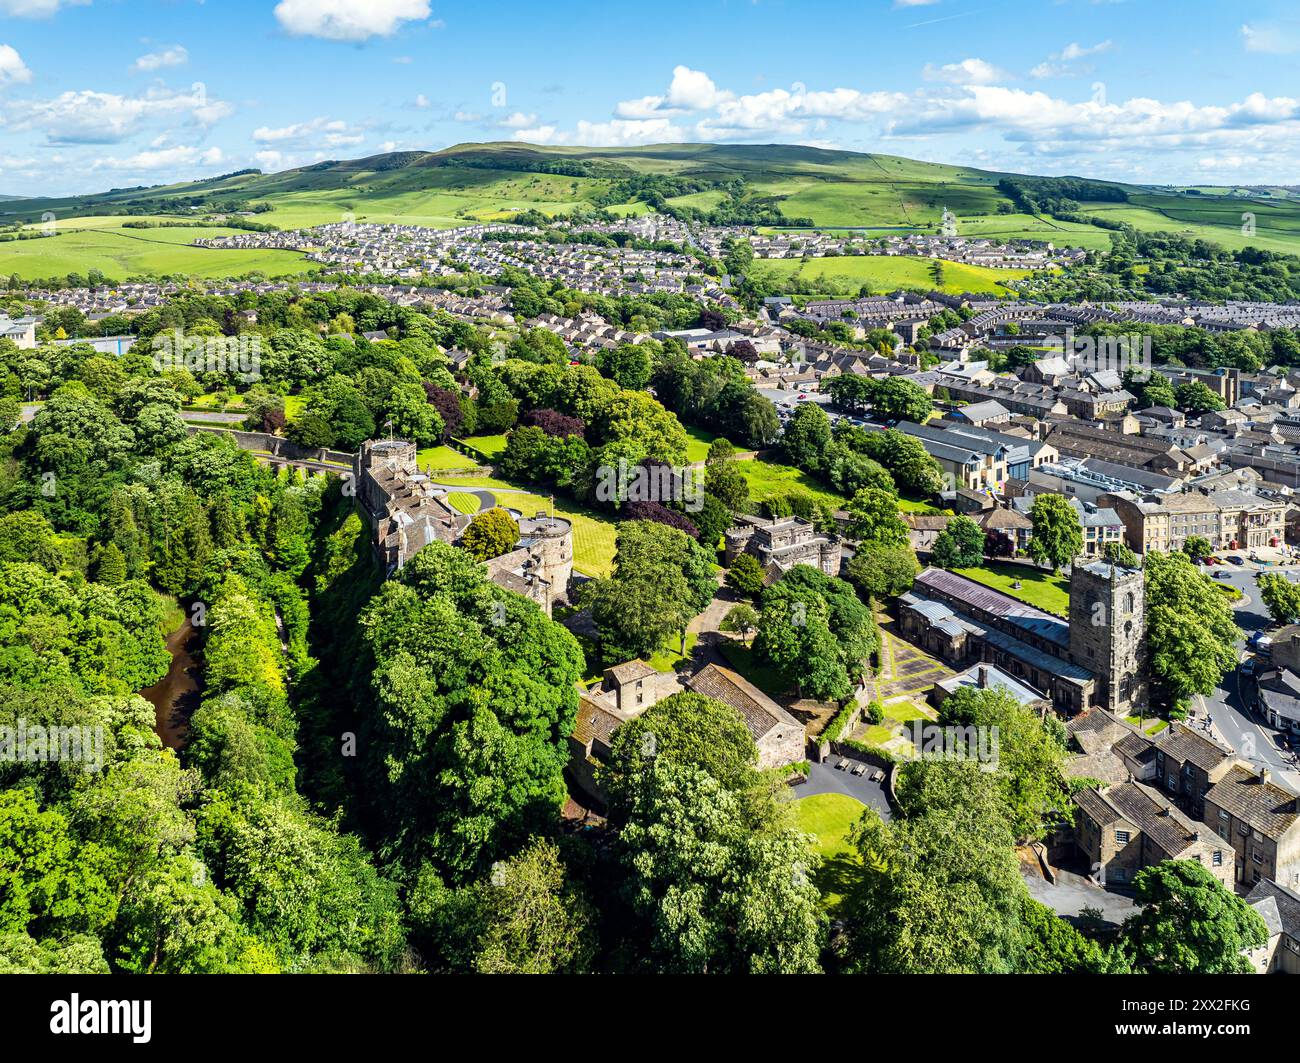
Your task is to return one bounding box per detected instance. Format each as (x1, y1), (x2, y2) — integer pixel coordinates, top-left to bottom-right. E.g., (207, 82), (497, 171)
(686, 663), (800, 745)
(1205, 765), (1300, 841)
(1155, 721), (1237, 774)
(1246, 878), (1300, 939)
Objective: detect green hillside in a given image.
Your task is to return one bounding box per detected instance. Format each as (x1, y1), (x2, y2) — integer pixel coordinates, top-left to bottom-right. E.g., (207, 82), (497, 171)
(3, 141), (1300, 278)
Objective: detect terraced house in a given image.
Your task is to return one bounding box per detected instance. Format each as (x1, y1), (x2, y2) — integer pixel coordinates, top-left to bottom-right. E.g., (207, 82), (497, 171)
(1073, 780), (1234, 890)
(1203, 766), (1300, 891)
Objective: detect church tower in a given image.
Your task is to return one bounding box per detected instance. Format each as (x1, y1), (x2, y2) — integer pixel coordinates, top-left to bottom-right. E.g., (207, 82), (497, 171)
(1067, 560), (1147, 716)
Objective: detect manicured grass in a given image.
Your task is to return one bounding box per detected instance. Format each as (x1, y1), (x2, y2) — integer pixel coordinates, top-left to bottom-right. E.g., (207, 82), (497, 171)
(952, 561), (1070, 616)
(459, 433), (509, 458)
(736, 458), (847, 512)
(462, 486), (617, 577)
(794, 792), (866, 858)
(793, 792), (866, 909)
(646, 631), (699, 673)
(684, 425), (717, 463)
(444, 492), (481, 515)
(417, 445), (479, 472)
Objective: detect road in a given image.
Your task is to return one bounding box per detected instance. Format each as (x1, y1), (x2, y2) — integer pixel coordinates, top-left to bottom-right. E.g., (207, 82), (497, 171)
(1195, 563), (1300, 794)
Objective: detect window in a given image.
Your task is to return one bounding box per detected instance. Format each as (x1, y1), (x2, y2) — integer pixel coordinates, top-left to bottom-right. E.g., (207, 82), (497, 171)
(1115, 830), (1131, 844)
(1213, 851), (1223, 866)
(1218, 809), (1229, 820)
(1253, 853), (1264, 864)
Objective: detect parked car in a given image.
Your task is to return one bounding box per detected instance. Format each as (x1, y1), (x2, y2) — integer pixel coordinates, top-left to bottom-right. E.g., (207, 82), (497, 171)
(1215, 570), (1231, 580)
(1227, 555), (1246, 566)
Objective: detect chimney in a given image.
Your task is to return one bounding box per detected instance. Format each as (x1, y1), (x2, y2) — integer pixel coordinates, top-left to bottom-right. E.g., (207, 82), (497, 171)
(1261, 767), (1271, 784)
(978, 665), (989, 688)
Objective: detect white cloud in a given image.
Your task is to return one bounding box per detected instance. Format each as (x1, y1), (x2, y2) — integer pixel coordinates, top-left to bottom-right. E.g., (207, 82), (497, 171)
(132, 45), (188, 73)
(1060, 40), (1112, 61)
(888, 85), (1300, 152)
(8, 86), (232, 144)
(414, 93), (430, 108)
(614, 65), (732, 117)
(512, 125), (560, 144)
(253, 116), (364, 149)
(453, 110), (482, 122)
(1242, 24), (1300, 55)
(0, 0), (89, 16)
(0, 45), (32, 86)
(894, 0), (939, 6)
(1031, 40), (1113, 78)
(497, 111), (538, 129)
(274, 0), (431, 42)
(95, 144), (223, 171)
(922, 58), (1008, 86)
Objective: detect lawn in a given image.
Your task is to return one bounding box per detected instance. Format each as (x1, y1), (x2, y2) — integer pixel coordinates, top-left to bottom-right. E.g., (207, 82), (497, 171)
(3, 219), (314, 280)
(444, 492), (481, 515)
(953, 561), (1071, 616)
(735, 458), (847, 512)
(457, 486), (617, 577)
(417, 445), (479, 472)
(646, 631), (699, 673)
(793, 792), (866, 909)
(684, 425), (717, 463)
(458, 433), (509, 459)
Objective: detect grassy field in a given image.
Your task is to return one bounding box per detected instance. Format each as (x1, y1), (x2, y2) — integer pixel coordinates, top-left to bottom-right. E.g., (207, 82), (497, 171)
(684, 425), (717, 463)
(8, 143), (1300, 269)
(444, 492), (481, 515)
(953, 561), (1070, 616)
(417, 445), (480, 472)
(793, 792), (866, 909)
(751, 254), (1035, 296)
(458, 433), (509, 458)
(2, 218), (312, 280)
(735, 458), (847, 512)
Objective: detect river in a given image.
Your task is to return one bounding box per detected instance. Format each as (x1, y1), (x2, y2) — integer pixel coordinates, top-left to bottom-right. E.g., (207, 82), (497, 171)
(139, 616), (201, 749)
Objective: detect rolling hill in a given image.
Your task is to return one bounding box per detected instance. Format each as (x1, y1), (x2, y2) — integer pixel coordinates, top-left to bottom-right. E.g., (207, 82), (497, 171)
(2, 142), (1299, 279)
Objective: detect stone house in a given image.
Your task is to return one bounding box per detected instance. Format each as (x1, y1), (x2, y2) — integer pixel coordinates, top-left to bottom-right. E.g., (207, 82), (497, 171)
(1152, 722), (1239, 820)
(1203, 765), (1300, 891)
(1073, 781), (1234, 890)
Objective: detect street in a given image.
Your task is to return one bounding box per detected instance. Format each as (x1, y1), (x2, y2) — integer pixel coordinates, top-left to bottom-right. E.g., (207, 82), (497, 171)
(1194, 561), (1300, 794)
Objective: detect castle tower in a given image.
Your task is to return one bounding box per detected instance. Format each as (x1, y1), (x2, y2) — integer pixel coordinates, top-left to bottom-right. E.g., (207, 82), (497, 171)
(1067, 560), (1146, 716)
(523, 513), (573, 606)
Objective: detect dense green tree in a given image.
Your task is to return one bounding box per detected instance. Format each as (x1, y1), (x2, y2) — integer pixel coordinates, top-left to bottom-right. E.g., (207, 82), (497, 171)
(844, 487), (909, 547)
(725, 552), (766, 598)
(930, 515), (985, 569)
(460, 507), (520, 562)
(1121, 860), (1267, 974)
(845, 542), (919, 601)
(1145, 551), (1238, 714)
(1027, 493), (1083, 573)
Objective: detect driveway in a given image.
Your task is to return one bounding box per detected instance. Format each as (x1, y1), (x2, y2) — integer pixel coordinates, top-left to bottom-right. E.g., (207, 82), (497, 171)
(792, 759), (892, 820)
(1021, 865), (1139, 927)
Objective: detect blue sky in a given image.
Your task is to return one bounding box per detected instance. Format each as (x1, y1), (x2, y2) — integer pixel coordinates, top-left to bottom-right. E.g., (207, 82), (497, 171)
(1, 0), (1299, 196)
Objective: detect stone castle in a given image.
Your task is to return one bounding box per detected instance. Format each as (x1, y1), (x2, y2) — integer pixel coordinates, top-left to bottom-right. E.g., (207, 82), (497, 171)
(723, 514), (841, 580)
(355, 438), (573, 615)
